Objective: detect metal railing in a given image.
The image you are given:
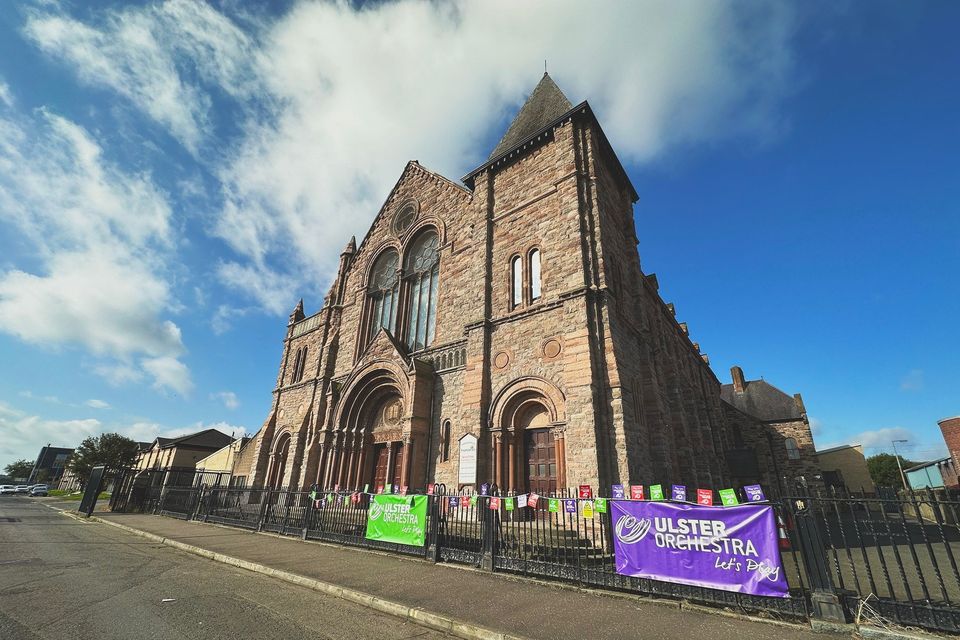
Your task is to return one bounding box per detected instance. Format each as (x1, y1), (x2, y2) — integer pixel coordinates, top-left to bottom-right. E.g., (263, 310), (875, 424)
(108, 481), (960, 634)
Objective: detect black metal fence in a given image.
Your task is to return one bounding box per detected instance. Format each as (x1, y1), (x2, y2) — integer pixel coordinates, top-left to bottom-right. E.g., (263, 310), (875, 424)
(108, 482), (960, 634)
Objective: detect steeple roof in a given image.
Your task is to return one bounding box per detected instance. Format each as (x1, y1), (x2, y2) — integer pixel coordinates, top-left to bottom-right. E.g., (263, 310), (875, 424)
(488, 73), (573, 161)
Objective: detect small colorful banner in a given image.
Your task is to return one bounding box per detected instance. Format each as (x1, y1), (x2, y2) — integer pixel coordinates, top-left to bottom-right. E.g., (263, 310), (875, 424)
(489, 496), (501, 510)
(671, 485), (687, 502)
(460, 495), (471, 508)
(343, 494), (350, 506)
(696, 489), (713, 506)
(334, 484), (340, 492)
(548, 498), (559, 513)
(400, 485), (408, 496)
(649, 484), (664, 501)
(528, 493), (540, 508)
(314, 499), (323, 509)
(448, 496), (459, 508)
(611, 484), (625, 499)
(352, 492), (361, 505)
(610, 500), (788, 597)
(582, 500), (594, 518)
(517, 494), (528, 508)
(469, 495), (478, 507)
(719, 488), (739, 506)
(427, 483), (435, 496)
(579, 485), (593, 499)
(563, 499), (577, 513)
(630, 485), (645, 501)
(377, 485), (384, 494)
(363, 483), (369, 493)
(309, 489), (317, 500)
(744, 485), (766, 502)
(595, 497), (608, 514)
(384, 483), (392, 494)
(480, 483), (490, 496)
(505, 497), (515, 511)
(365, 494), (428, 547)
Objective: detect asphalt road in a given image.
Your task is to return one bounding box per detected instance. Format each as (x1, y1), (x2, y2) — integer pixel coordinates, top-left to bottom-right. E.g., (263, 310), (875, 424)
(0, 497), (447, 640)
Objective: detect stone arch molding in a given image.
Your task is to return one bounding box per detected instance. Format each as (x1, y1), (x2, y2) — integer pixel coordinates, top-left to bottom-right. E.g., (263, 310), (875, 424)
(489, 376), (566, 431)
(332, 359), (411, 434)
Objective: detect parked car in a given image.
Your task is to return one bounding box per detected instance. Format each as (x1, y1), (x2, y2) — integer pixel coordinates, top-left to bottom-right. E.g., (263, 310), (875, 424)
(0, 485), (15, 495)
(29, 485), (49, 497)
(15, 485), (30, 494)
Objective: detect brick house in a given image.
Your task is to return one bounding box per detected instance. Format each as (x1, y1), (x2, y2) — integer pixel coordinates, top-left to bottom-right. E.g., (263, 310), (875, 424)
(241, 74), (819, 495)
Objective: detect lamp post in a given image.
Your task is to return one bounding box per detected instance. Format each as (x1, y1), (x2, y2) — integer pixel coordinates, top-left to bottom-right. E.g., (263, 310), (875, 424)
(892, 439), (909, 491)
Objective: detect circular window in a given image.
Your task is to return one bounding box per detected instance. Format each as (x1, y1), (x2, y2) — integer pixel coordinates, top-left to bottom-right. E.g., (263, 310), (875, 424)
(393, 204), (417, 235)
(493, 351), (511, 370)
(541, 338), (562, 360)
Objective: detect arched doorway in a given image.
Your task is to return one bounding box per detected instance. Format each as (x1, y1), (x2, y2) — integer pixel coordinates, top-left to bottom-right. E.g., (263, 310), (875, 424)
(515, 400), (557, 495)
(268, 432), (291, 488)
(489, 378), (567, 494)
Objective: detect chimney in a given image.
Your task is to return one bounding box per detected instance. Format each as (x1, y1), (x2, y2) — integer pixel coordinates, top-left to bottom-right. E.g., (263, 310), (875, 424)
(731, 366), (746, 394)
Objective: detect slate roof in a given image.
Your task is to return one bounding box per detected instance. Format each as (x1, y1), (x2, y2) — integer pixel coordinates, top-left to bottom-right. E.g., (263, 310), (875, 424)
(488, 73), (573, 161)
(720, 379), (802, 422)
(150, 429), (235, 451)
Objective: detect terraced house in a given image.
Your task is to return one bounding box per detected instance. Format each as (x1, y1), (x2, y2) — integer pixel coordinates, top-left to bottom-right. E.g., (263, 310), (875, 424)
(238, 74), (820, 496)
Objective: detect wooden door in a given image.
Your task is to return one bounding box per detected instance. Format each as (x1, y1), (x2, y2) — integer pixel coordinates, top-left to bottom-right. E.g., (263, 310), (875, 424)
(372, 444), (389, 491)
(524, 429), (556, 495)
(391, 443), (405, 489)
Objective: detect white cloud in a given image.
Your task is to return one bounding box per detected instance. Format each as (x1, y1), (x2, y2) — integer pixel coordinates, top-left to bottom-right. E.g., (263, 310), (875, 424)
(85, 399), (110, 409)
(0, 107), (189, 394)
(900, 369), (924, 392)
(22, 0), (261, 153)
(0, 404), (102, 468)
(92, 362), (145, 387)
(20, 1), (797, 315)
(0, 79), (13, 108)
(211, 390), (239, 410)
(0, 401), (247, 468)
(142, 356), (193, 396)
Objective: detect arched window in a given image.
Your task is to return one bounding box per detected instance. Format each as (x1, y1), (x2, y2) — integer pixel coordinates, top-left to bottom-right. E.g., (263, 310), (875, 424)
(405, 229), (439, 350)
(785, 437), (800, 460)
(367, 249), (400, 342)
(290, 347), (307, 383)
(511, 255), (522, 308)
(441, 420), (451, 462)
(529, 248), (541, 302)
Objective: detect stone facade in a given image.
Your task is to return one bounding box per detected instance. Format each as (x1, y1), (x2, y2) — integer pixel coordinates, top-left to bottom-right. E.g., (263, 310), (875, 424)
(720, 366), (821, 494)
(242, 74), (819, 496)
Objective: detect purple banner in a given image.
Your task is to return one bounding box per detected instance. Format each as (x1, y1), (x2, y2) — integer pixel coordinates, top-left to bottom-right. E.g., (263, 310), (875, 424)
(611, 500), (789, 598)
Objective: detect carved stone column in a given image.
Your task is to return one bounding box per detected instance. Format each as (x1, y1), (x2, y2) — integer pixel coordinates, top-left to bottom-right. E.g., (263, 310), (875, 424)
(553, 426), (567, 490)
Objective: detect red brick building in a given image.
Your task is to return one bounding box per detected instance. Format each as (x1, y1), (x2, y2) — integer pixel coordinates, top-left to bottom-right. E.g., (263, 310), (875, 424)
(239, 74), (818, 495)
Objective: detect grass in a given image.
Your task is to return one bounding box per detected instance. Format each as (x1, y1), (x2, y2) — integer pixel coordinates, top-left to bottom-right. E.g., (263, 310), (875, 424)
(54, 491), (111, 501)
(48, 489), (73, 497)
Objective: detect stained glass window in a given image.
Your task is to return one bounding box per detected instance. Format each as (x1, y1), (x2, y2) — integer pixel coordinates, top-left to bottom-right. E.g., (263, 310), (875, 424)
(368, 250), (400, 342)
(405, 230), (439, 350)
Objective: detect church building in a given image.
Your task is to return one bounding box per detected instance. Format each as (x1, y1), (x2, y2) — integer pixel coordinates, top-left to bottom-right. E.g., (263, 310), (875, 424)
(236, 74), (819, 496)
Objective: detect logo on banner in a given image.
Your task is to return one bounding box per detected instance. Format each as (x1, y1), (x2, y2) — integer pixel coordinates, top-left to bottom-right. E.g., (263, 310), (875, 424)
(615, 515), (652, 544)
(368, 501), (384, 521)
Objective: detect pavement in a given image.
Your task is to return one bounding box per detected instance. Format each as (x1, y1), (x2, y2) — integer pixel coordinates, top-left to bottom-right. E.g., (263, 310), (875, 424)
(0, 497), (447, 640)
(21, 497), (848, 640)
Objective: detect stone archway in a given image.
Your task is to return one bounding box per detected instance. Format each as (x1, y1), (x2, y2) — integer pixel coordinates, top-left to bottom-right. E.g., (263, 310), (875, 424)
(267, 432), (292, 489)
(321, 359), (432, 491)
(488, 377), (567, 493)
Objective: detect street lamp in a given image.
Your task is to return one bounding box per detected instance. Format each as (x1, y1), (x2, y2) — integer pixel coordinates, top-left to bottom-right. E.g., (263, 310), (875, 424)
(892, 439), (909, 491)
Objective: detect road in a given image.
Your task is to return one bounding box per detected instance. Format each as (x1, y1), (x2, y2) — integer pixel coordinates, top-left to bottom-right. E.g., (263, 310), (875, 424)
(0, 497), (446, 640)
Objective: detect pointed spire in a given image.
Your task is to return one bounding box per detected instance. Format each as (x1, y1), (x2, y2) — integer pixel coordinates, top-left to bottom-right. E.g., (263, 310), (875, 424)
(288, 298), (305, 325)
(341, 235), (356, 256)
(488, 73), (573, 161)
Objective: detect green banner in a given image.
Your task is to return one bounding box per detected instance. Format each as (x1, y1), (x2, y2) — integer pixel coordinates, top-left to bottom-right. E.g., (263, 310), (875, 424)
(365, 494), (427, 547)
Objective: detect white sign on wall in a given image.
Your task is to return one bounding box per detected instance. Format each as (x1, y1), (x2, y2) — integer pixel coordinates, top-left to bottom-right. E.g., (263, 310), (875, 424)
(458, 433), (478, 485)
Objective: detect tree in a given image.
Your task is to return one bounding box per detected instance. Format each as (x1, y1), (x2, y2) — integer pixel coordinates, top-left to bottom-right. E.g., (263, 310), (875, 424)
(867, 453), (916, 488)
(4, 459), (33, 481)
(68, 433), (139, 483)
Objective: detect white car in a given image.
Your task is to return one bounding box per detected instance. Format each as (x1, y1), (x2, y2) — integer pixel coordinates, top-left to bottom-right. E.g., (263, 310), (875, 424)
(0, 485), (16, 495)
(29, 485), (49, 497)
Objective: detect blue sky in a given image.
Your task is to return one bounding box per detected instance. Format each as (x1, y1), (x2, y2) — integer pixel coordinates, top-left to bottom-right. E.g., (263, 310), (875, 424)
(0, 1), (957, 469)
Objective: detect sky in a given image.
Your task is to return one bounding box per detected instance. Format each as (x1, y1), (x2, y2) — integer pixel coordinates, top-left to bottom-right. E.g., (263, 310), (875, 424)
(0, 1), (958, 470)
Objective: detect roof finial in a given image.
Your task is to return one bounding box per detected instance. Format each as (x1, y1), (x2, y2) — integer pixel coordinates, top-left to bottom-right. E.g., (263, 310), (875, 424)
(544, 59), (548, 75)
